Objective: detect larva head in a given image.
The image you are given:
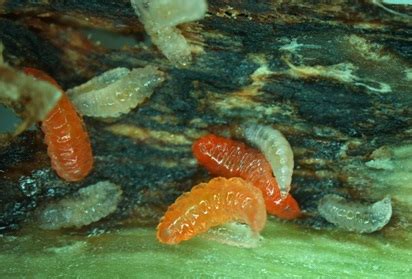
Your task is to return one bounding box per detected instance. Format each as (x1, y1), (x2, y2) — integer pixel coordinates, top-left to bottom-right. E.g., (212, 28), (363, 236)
(157, 192), (209, 244)
(192, 134), (218, 156)
(156, 197), (200, 245)
(156, 216), (187, 245)
(192, 134), (224, 167)
(192, 134), (241, 176)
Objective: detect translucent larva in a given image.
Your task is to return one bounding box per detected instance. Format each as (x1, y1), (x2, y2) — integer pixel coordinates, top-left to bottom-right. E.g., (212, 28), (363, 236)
(24, 67), (93, 182)
(318, 194), (392, 233)
(67, 66), (165, 118)
(243, 124), (294, 199)
(37, 181), (122, 230)
(192, 134), (301, 220)
(157, 177), (267, 245)
(130, 0), (207, 65)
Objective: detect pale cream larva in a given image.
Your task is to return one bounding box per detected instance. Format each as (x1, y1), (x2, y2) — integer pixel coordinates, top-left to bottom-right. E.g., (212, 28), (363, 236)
(318, 194), (392, 233)
(243, 124), (294, 199)
(67, 66), (165, 118)
(130, 0), (207, 65)
(37, 181), (122, 230)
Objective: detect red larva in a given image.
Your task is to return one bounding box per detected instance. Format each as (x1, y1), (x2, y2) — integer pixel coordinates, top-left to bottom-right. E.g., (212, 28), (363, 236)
(192, 134), (301, 220)
(24, 67), (93, 182)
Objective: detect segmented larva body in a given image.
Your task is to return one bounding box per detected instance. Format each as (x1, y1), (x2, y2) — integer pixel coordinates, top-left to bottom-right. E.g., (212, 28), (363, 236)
(37, 181), (122, 230)
(68, 66), (165, 118)
(318, 194), (392, 233)
(131, 0), (207, 65)
(157, 177), (266, 245)
(243, 124), (294, 199)
(192, 134), (300, 220)
(24, 67), (93, 182)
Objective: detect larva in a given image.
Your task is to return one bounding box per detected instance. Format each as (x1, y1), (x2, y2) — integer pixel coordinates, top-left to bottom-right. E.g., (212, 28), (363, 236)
(192, 134), (301, 220)
(67, 66), (165, 118)
(37, 181), (122, 230)
(130, 0), (207, 65)
(157, 177), (266, 245)
(243, 124), (294, 199)
(318, 194), (392, 233)
(24, 67), (93, 182)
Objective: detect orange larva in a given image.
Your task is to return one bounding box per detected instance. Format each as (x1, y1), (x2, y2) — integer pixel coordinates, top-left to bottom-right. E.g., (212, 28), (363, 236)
(157, 177), (267, 245)
(192, 134), (301, 220)
(24, 67), (93, 182)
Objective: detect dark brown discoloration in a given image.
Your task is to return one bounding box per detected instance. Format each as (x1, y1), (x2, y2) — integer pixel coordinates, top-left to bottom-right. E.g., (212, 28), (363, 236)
(0, 1), (411, 232)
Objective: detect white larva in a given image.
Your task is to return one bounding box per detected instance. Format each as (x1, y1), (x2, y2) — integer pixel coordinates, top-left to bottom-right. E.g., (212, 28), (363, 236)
(130, 0), (207, 65)
(243, 124), (294, 199)
(67, 66), (165, 118)
(37, 181), (122, 230)
(318, 194), (392, 234)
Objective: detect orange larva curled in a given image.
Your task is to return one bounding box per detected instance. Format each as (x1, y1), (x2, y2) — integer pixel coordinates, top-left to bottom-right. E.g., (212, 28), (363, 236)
(24, 67), (93, 182)
(157, 177), (267, 245)
(192, 134), (301, 220)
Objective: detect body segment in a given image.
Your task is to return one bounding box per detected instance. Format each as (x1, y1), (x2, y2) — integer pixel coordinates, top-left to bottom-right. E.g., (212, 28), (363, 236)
(192, 134), (300, 219)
